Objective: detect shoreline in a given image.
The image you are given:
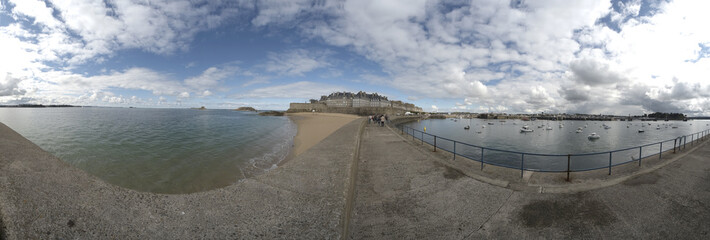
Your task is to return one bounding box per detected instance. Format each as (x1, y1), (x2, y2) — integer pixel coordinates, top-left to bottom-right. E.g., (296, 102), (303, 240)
(279, 113), (361, 166)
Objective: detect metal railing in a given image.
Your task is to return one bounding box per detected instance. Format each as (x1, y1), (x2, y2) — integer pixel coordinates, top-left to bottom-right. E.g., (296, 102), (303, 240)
(396, 124), (710, 180)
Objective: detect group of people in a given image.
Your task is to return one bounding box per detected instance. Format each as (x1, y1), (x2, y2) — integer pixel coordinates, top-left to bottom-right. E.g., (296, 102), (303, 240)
(368, 114), (389, 127)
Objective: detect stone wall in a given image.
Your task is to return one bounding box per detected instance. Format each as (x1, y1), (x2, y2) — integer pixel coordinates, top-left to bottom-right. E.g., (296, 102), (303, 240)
(287, 103), (414, 116)
(289, 103), (328, 111)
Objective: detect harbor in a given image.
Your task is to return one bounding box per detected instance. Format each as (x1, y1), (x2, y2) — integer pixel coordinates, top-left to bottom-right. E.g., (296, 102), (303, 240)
(402, 118), (710, 171)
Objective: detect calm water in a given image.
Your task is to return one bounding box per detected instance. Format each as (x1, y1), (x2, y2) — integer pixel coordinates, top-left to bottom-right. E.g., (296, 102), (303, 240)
(404, 118), (710, 171)
(0, 108), (296, 193)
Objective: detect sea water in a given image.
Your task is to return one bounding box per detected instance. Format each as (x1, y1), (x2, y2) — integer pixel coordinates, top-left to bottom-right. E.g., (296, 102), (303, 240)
(0, 107), (296, 193)
(404, 118), (710, 171)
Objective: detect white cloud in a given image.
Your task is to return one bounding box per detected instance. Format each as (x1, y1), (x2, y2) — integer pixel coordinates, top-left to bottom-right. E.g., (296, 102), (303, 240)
(0, 73), (26, 96)
(264, 49), (331, 76)
(184, 66), (238, 90)
(236, 81), (346, 99)
(7, 0), (62, 28)
(242, 76), (271, 87)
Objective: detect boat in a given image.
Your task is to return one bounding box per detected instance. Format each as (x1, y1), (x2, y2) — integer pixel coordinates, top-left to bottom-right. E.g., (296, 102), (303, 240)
(656, 126), (660, 130)
(487, 122), (495, 125)
(575, 127), (583, 133)
(520, 125), (534, 133)
(604, 125), (611, 129)
(672, 126), (678, 129)
(464, 125), (470, 130)
(588, 133), (600, 140)
(638, 129), (645, 133)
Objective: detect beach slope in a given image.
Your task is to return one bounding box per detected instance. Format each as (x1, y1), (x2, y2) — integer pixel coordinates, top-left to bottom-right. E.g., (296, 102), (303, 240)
(288, 112), (361, 156)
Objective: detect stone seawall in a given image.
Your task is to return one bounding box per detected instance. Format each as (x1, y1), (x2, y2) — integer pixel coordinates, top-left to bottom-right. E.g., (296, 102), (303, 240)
(387, 116), (422, 126)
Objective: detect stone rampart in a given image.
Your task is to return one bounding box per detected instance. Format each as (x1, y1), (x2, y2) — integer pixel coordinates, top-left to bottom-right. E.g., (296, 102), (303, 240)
(288, 103), (419, 116)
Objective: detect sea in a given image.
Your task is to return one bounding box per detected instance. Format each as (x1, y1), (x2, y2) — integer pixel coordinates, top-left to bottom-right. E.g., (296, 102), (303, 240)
(0, 107), (296, 194)
(403, 118), (710, 171)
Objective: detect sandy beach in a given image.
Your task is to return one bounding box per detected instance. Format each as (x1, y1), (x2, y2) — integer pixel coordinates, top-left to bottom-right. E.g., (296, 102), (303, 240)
(287, 112), (361, 157)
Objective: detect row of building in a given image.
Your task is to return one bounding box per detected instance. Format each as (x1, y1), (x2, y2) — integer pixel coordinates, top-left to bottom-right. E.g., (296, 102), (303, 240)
(289, 91), (423, 115)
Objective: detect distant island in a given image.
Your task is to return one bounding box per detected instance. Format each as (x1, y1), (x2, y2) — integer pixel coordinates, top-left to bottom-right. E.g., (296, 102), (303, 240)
(258, 111), (285, 116)
(190, 106), (207, 110)
(235, 107), (257, 112)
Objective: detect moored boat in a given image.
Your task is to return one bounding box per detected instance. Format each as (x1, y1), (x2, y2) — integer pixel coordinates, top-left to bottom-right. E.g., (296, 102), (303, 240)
(588, 132), (600, 140)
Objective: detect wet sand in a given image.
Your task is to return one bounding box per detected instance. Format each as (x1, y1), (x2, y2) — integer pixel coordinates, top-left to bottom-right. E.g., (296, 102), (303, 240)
(287, 112), (361, 157)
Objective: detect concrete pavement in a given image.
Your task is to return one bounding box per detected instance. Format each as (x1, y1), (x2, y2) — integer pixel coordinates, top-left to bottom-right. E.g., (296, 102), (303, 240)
(348, 122), (709, 239)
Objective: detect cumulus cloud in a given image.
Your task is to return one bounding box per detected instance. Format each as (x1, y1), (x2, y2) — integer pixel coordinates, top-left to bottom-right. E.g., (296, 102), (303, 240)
(568, 59), (628, 87)
(2, 0), (710, 115)
(4, 0), (240, 65)
(0, 73), (26, 96)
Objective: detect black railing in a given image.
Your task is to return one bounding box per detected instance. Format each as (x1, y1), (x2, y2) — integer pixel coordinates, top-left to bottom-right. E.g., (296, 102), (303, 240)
(396, 124), (709, 180)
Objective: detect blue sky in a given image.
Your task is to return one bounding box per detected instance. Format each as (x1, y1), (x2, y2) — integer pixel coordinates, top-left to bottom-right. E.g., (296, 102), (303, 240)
(1, 0), (709, 115)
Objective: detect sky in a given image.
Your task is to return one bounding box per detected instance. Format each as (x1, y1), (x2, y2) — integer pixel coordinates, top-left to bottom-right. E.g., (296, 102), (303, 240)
(0, 0), (709, 115)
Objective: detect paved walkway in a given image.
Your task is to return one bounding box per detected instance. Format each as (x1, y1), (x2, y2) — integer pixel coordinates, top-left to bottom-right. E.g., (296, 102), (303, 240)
(1, 119), (709, 239)
(348, 123), (710, 239)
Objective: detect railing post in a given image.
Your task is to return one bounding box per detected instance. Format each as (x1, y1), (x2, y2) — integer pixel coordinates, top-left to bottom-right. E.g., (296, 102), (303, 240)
(638, 146), (642, 166)
(659, 142), (663, 160)
(520, 153), (525, 178)
(674, 138), (677, 153)
(691, 134), (694, 146)
(421, 132), (424, 145)
(608, 152), (612, 175)
(684, 136), (687, 149)
(566, 154), (571, 182)
(453, 141), (456, 160)
(433, 136), (437, 152)
(480, 148), (485, 170)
